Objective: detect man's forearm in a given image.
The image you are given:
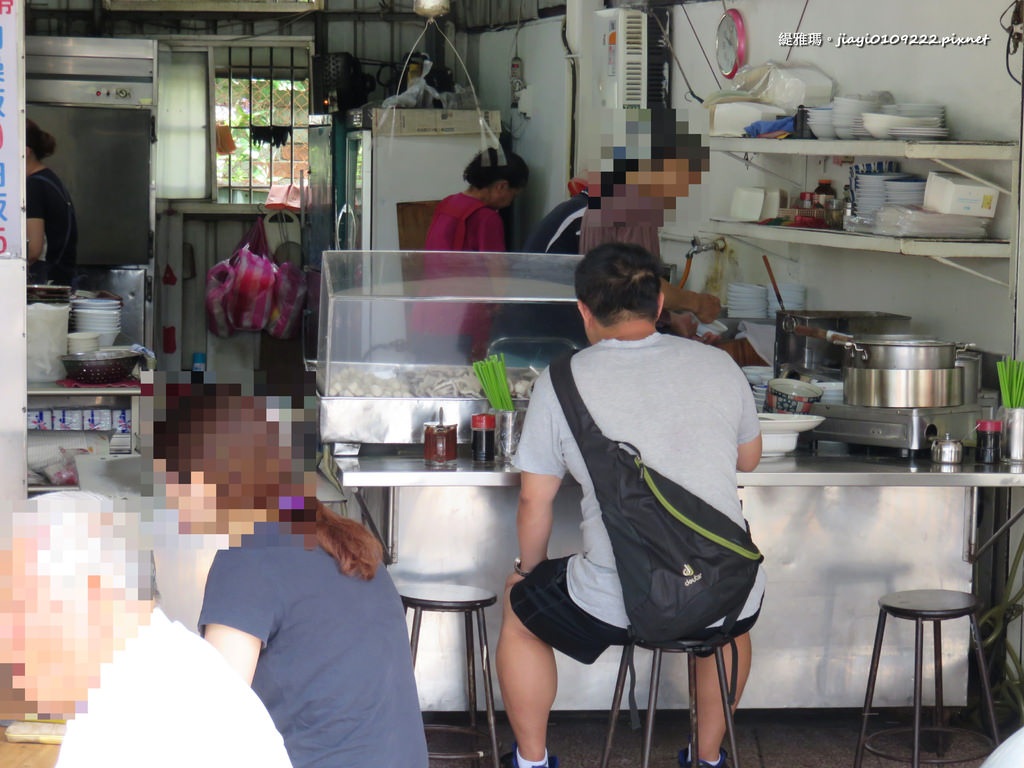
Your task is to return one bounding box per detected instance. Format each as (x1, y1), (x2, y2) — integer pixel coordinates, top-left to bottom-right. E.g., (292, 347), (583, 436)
(517, 497), (554, 571)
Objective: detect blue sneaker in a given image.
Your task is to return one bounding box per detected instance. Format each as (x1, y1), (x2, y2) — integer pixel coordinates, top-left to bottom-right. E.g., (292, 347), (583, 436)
(500, 743), (558, 768)
(678, 746), (727, 767)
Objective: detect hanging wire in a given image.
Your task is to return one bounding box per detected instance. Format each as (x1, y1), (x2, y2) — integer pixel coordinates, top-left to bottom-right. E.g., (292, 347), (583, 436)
(1000, 0), (1023, 85)
(651, 7), (711, 102)
(677, 4), (720, 93)
(785, 0), (812, 62)
(431, 19), (504, 162)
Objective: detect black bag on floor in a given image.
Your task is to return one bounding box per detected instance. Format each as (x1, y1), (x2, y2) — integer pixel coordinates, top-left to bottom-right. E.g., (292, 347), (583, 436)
(549, 353), (764, 643)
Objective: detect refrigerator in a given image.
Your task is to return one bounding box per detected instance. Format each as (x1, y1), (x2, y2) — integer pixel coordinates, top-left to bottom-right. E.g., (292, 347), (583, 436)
(340, 127), (492, 251)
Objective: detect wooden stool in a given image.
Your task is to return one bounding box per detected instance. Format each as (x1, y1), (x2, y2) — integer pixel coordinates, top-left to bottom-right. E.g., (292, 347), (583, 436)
(401, 584), (500, 768)
(600, 636), (742, 768)
(854, 589), (1000, 768)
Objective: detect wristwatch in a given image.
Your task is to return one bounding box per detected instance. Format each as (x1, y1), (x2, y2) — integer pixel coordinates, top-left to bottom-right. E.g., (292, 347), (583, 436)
(514, 558), (531, 577)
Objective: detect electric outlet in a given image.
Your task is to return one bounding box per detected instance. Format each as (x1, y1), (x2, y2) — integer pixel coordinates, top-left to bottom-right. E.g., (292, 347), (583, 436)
(510, 56), (526, 106)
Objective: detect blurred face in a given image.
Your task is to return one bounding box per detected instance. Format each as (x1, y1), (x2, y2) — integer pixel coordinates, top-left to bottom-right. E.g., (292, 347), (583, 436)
(152, 398), (316, 546)
(627, 157), (699, 209)
(2, 499), (151, 720)
(486, 180), (522, 210)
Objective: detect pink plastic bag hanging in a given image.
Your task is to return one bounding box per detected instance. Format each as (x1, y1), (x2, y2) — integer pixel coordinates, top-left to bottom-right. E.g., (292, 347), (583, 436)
(265, 261), (308, 339)
(205, 260), (235, 338)
(226, 244), (277, 331)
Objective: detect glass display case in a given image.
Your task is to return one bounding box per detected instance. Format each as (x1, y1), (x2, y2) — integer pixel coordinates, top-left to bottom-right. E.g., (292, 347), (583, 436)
(318, 250), (587, 447)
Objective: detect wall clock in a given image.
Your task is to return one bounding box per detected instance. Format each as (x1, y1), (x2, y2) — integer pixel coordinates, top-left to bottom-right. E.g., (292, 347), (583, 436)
(716, 9), (747, 80)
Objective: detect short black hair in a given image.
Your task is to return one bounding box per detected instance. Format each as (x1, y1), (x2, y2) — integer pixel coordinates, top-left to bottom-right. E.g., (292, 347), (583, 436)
(463, 147), (529, 190)
(575, 242), (663, 325)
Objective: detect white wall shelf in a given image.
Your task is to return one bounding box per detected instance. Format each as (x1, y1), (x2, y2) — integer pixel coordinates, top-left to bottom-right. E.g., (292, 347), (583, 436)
(703, 220), (1011, 259)
(708, 138), (1018, 161)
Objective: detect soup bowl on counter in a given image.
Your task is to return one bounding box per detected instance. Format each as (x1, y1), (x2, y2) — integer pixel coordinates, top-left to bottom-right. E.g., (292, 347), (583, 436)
(765, 378), (823, 414)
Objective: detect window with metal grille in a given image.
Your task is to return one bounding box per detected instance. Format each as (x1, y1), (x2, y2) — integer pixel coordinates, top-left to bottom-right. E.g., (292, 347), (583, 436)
(214, 45), (312, 204)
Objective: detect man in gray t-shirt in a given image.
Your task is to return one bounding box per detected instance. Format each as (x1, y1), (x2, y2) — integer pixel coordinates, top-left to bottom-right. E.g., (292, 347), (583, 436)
(495, 243), (763, 768)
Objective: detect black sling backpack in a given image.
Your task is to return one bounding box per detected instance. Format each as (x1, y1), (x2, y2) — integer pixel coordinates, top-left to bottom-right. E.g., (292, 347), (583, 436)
(549, 353), (764, 643)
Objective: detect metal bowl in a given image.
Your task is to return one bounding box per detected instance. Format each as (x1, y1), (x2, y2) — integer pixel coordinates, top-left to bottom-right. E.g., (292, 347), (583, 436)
(60, 350), (142, 385)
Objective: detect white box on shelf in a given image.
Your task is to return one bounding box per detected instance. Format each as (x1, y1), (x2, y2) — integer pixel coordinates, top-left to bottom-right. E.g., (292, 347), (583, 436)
(54, 409), (83, 431)
(29, 410), (52, 430)
(84, 409), (113, 431)
(114, 409), (131, 434)
(923, 172), (999, 218)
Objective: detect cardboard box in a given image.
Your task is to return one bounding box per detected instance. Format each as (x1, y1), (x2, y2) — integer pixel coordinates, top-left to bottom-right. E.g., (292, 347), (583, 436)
(372, 108), (501, 137)
(923, 172), (999, 218)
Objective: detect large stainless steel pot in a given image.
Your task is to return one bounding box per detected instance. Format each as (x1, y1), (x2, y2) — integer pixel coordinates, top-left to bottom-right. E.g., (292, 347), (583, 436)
(843, 367), (963, 408)
(843, 335), (961, 370)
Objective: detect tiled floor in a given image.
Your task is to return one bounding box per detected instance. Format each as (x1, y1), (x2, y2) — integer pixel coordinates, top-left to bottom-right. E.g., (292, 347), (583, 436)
(428, 708), (997, 767)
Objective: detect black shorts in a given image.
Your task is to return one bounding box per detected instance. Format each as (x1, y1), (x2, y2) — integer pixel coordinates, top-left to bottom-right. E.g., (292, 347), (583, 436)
(509, 556), (762, 665)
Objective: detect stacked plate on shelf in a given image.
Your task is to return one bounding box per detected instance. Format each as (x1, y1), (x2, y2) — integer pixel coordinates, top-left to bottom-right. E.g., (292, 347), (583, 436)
(853, 172), (912, 215)
(768, 283), (807, 313)
(70, 298), (121, 347)
(807, 107), (835, 139)
(884, 177), (927, 207)
(885, 103), (948, 139)
(727, 283), (769, 318)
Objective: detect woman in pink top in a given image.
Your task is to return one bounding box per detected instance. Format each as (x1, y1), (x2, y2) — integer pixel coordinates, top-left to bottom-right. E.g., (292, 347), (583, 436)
(416, 148), (529, 362)
(424, 147), (529, 252)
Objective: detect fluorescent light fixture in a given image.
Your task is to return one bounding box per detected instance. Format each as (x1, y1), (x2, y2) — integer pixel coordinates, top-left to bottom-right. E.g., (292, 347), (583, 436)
(414, 0), (450, 18)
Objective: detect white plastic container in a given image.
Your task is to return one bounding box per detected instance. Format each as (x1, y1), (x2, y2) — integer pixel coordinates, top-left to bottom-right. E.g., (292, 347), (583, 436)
(923, 172), (999, 218)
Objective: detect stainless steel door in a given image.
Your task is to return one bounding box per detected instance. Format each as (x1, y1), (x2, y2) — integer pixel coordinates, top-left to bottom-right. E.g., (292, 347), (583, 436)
(27, 104), (152, 267)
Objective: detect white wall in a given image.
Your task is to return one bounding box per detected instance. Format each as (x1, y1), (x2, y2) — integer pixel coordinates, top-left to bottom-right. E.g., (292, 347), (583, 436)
(654, 0), (1021, 353)
(469, 17), (572, 249)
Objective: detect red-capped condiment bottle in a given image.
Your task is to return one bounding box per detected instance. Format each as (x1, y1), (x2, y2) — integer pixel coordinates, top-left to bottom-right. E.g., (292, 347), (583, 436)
(472, 413), (496, 462)
(977, 420), (1002, 464)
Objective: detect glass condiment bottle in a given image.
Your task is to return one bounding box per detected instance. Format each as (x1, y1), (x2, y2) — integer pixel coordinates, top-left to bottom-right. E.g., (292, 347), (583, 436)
(976, 420), (1002, 464)
(471, 413), (496, 462)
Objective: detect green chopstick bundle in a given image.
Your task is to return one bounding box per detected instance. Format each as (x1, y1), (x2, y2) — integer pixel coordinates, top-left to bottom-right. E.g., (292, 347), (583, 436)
(473, 354), (514, 411)
(997, 358), (1024, 409)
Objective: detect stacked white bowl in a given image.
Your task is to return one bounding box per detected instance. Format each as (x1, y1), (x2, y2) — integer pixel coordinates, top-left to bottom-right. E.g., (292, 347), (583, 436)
(768, 283), (807, 313)
(71, 298), (121, 347)
(806, 107), (835, 139)
(832, 96), (882, 140)
(727, 283), (769, 318)
(742, 366), (774, 413)
(814, 380), (845, 405)
(67, 331), (100, 355)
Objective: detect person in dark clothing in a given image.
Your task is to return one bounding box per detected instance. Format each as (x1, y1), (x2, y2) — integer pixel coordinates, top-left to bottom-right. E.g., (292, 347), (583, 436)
(523, 188), (588, 255)
(26, 119), (78, 285)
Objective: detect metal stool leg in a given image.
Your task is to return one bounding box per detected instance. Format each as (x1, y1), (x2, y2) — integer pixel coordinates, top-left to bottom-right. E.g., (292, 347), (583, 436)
(465, 611), (478, 729)
(912, 617), (924, 768)
(970, 615), (1002, 747)
(687, 652), (699, 768)
(410, 606), (423, 667)
(933, 620), (947, 756)
(855, 609), (889, 768)
(475, 607), (501, 768)
(641, 649), (663, 768)
(600, 645), (632, 768)
(715, 646), (742, 768)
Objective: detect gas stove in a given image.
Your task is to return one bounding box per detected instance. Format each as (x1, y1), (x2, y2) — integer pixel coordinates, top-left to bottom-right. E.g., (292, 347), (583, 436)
(807, 402), (981, 452)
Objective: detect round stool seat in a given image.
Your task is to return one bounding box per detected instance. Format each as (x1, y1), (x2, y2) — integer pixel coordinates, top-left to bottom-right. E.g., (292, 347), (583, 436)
(637, 634), (735, 654)
(879, 590), (979, 621)
(399, 583), (497, 611)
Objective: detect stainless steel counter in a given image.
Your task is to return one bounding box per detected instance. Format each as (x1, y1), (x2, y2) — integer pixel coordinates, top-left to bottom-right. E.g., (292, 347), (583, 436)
(336, 452), (1024, 488)
(332, 451), (1021, 712)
